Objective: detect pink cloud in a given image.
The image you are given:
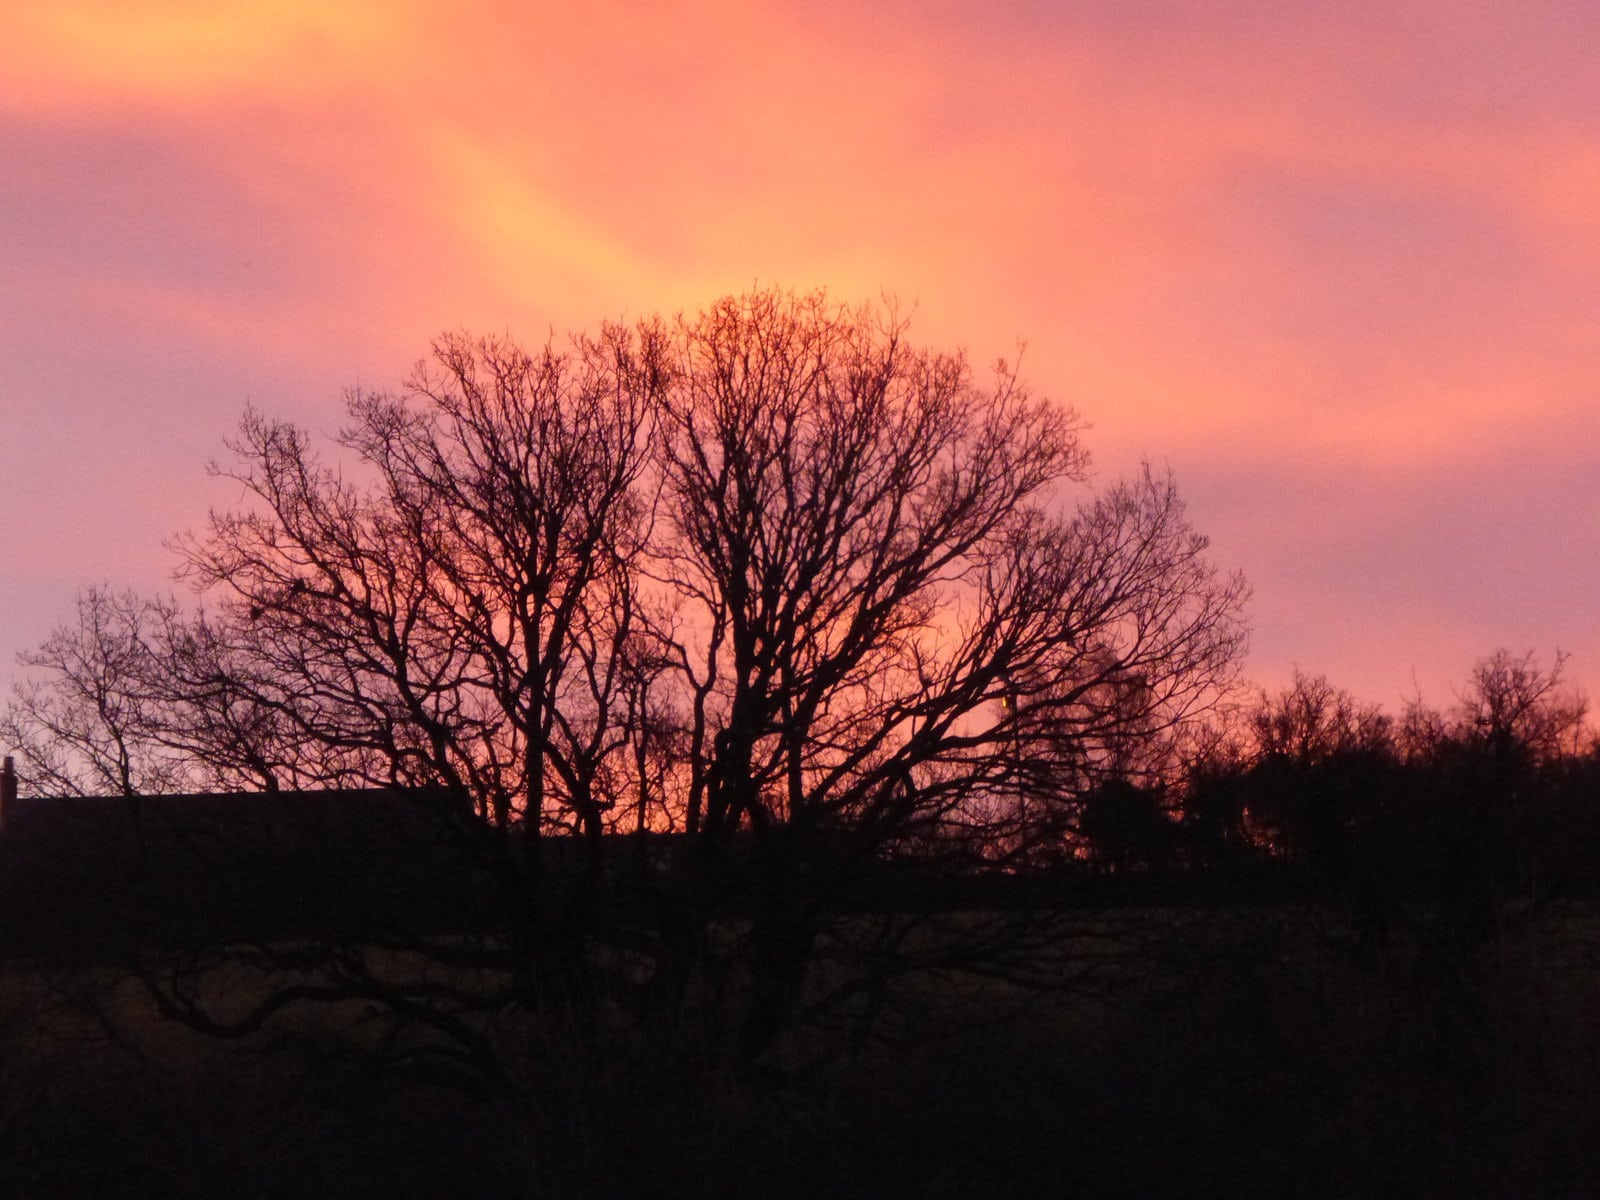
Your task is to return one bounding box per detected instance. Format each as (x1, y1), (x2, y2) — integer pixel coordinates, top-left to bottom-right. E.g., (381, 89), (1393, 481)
(3, 0), (1597, 711)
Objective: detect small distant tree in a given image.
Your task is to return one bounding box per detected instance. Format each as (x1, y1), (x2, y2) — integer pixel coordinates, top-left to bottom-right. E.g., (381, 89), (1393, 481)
(1251, 669), (1392, 768)
(1076, 775), (1176, 872)
(1399, 650), (1587, 770)
(1396, 652), (1594, 1065)
(1234, 671), (1395, 874)
(0, 589), (187, 798)
(1454, 649), (1588, 768)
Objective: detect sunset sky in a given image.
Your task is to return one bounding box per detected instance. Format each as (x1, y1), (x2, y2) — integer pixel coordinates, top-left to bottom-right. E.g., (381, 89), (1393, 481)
(2, 0), (1597, 713)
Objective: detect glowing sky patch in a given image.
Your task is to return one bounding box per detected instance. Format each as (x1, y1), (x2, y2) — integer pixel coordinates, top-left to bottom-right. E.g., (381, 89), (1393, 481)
(2, 0), (1596, 712)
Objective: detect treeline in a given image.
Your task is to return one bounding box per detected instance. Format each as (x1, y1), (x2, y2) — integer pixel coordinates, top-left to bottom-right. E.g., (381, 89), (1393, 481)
(1074, 651), (1599, 915)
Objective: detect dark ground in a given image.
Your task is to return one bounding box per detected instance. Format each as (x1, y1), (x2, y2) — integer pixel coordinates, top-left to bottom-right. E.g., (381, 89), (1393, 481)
(4, 904), (1598, 1199)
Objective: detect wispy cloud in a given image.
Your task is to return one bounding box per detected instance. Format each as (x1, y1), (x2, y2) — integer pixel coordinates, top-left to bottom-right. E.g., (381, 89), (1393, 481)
(2, 0), (1596, 705)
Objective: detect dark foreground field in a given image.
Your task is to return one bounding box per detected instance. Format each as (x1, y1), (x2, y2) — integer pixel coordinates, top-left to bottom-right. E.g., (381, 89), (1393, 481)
(4, 903), (1599, 1199)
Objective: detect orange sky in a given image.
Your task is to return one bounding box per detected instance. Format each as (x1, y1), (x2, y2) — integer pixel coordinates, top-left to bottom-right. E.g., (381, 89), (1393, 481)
(2, 0), (1597, 712)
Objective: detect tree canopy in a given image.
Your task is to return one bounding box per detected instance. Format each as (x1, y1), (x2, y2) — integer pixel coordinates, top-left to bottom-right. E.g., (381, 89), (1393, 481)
(4, 288), (1250, 1064)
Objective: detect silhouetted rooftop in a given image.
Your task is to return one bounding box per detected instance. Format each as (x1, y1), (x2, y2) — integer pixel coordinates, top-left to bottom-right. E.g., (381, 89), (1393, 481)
(0, 786), (483, 961)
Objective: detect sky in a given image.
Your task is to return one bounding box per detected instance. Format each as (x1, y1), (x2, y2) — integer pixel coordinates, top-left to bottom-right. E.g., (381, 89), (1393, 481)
(2, 0), (1597, 715)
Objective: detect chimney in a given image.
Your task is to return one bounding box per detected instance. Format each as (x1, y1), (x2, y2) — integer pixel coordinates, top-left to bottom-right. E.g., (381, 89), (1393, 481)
(0, 756), (15, 832)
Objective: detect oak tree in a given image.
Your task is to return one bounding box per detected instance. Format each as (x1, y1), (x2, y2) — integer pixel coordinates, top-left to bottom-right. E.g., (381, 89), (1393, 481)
(4, 289), (1249, 1067)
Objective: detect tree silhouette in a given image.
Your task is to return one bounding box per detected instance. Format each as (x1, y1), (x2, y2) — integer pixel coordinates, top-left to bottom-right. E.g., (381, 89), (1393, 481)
(3, 289), (1248, 1069)
(636, 291), (1246, 1048)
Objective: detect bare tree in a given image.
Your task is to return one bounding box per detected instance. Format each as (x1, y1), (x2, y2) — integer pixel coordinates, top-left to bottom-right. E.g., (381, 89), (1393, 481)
(637, 291), (1247, 1050)
(4, 289), (1248, 1068)
(1251, 669), (1393, 768)
(0, 588), (191, 798)
(171, 327), (664, 849)
(1454, 649), (1588, 766)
